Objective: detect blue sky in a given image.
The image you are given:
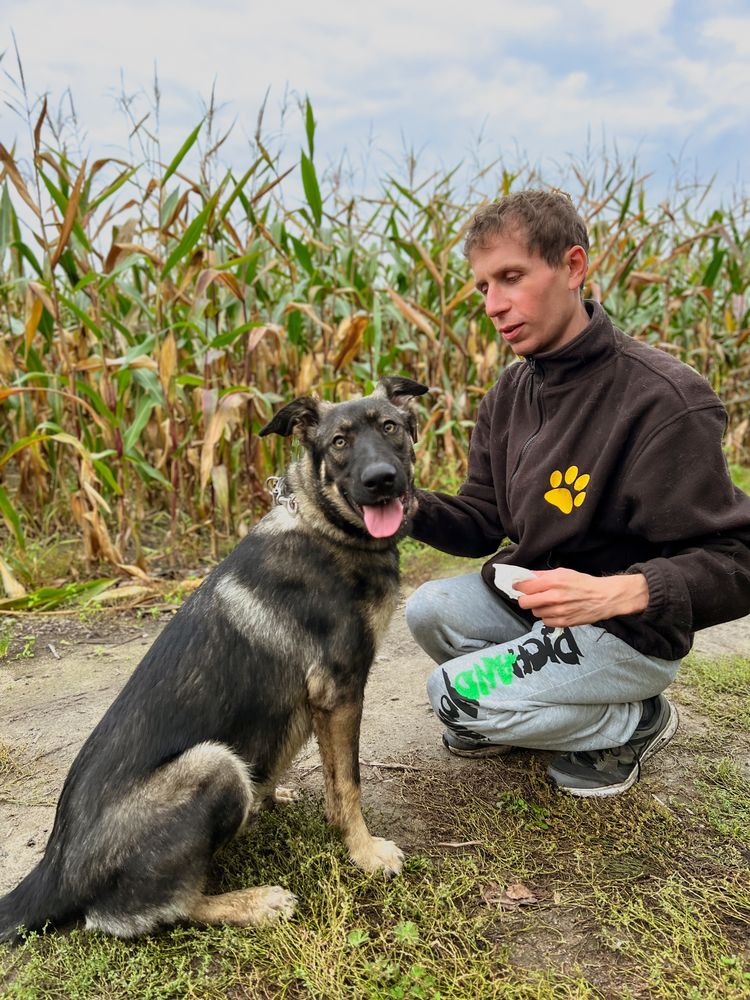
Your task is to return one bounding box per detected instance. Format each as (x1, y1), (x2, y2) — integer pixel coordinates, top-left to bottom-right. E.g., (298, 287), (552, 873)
(2, 0), (749, 208)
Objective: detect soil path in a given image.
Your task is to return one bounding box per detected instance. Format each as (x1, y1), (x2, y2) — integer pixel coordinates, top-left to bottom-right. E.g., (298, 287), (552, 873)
(2, 600), (750, 895)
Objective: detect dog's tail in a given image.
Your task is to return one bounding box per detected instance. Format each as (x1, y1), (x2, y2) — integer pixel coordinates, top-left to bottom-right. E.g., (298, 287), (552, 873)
(0, 862), (72, 944)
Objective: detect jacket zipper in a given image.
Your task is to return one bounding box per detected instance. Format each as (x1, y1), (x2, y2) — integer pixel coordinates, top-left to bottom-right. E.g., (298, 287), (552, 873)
(509, 359), (545, 485)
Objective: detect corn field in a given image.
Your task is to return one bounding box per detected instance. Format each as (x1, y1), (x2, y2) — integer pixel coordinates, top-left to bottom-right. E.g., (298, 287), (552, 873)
(1, 90), (749, 591)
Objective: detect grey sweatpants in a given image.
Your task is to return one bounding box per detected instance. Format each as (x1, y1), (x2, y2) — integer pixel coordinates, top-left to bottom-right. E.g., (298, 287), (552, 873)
(406, 572), (681, 753)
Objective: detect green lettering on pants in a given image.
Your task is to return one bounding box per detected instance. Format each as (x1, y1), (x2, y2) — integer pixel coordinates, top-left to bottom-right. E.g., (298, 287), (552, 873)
(453, 652), (518, 700)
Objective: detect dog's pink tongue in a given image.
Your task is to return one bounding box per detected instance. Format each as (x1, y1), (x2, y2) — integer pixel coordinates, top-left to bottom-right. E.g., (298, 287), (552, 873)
(362, 498), (404, 538)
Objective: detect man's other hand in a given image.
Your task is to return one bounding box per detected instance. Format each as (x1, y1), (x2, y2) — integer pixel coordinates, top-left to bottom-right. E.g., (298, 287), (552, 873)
(513, 569), (649, 627)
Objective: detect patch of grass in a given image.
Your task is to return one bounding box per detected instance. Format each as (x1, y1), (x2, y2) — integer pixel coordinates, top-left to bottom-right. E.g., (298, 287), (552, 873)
(679, 655), (750, 730)
(399, 540), (486, 592)
(2, 757), (749, 999)
(693, 757), (750, 849)
(0, 742), (27, 782)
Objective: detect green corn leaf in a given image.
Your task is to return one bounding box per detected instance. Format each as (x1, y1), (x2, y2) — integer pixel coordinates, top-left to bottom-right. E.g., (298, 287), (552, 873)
(125, 453), (172, 487)
(0, 578), (117, 611)
(300, 152), (322, 228)
(0, 484), (25, 549)
(702, 248), (725, 289)
(161, 190), (220, 278)
(219, 159), (263, 221)
(305, 97), (316, 159)
(88, 165), (139, 214)
(0, 432), (54, 470)
(291, 235), (314, 275)
(11, 239), (44, 277)
(618, 179), (634, 224)
(92, 459), (122, 495)
(122, 397), (158, 453)
(58, 293), (104, 338)
(162, 119), (204, 185)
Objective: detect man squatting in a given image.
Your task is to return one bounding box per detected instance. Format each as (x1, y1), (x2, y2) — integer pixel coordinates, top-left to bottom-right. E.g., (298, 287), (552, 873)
(406, 189), (750, 796)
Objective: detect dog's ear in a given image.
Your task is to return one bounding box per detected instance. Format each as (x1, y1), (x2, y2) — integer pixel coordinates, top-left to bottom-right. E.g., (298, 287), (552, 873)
(372, 376), (429, 407)
(372, 376), (429, 442)
(259, 397), (321, 444)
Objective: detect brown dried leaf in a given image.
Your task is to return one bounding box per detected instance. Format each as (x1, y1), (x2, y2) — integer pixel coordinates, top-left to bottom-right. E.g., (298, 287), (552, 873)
(33, 96), (48, 157)
(194, 267), (244, 302)
(481, 881), (539, 909)
(0, 143), (41, 218)
(445, 277), (476, 315)
(159, 331), (177, 399)
(332, 314), (369, 371)
(200, 392), (251, 491)
(27, 281), (56, 317)
(295, 353), (317, 395)
(413, 240), (443, 287)
(384, 287), (437, 344)
(0, 556), (26, 600)
(247, 324), (281, 353)
(51, 158), (87, 268)
(115, 564), (154, 583)
(25, 296), (44, 352)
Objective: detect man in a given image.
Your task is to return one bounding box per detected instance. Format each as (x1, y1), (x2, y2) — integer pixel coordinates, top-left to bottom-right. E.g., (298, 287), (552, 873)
(406, 189), (750, 797)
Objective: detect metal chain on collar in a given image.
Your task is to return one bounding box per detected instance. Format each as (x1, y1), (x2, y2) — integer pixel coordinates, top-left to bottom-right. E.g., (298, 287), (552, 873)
(265, 475), (299, 516)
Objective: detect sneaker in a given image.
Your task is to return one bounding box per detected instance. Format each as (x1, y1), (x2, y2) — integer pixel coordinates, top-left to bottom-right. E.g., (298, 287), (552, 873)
(546, 695), (679, 798)
(441, 730), (514, 759)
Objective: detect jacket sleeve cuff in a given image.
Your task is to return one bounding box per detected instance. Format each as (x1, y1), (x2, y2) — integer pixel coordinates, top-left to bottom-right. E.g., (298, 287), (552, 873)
(626, 560), (691, 629)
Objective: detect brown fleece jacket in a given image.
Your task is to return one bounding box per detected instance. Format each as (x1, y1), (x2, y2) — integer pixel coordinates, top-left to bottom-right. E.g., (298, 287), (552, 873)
(411, 301), (750, 659)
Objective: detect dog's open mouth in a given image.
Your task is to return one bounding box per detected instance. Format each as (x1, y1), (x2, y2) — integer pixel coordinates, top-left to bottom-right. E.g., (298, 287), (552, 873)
(344, 494), (406, 538)
(362, 497), (405, 538)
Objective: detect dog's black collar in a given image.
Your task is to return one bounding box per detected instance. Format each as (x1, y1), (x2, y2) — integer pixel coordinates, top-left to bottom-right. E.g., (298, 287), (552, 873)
(266, 476), (299, 516)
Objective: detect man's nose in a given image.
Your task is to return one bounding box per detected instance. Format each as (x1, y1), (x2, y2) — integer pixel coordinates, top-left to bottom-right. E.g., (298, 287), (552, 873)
(484, 285), (509, 317)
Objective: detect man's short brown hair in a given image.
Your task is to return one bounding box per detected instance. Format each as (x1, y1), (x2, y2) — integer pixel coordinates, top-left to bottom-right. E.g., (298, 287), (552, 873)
(463, 189), (589, 267)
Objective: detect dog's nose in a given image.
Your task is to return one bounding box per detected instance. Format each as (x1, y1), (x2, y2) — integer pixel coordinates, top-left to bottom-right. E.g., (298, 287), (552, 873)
(361, 462), (397, 492)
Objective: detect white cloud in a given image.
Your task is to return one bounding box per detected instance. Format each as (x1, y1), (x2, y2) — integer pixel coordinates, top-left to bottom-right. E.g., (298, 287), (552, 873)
(1, 0), (747, 204)
(579, 0), (675, 36)
(703, 15), (750, 57)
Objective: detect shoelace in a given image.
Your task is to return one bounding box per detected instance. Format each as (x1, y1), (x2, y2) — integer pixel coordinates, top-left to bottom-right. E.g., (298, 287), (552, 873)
(570, 740), (642, 780)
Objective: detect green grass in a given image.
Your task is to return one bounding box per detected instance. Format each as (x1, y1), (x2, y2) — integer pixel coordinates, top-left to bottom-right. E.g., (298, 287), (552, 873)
(2, 748), (749, 999)
(679, 654), (750, 730)
(2, 557), (750, 997)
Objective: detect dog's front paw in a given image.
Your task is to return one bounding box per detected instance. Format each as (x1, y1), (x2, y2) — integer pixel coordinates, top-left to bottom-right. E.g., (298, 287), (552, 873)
(350, 836), (404, 877)
(248, 885), (298, 924)
(273, 786), (299, 805)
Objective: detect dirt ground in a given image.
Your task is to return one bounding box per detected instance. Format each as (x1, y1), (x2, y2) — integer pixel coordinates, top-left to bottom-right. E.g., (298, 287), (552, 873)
(2, 597), (750, 896)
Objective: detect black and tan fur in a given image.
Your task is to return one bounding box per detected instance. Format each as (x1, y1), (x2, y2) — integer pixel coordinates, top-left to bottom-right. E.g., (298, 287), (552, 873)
(0, 375), (428, 942)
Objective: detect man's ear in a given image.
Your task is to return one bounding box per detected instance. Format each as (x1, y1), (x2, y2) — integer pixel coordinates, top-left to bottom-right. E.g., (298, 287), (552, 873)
(372, 376), (429, 442)
(259, 396), (321, 445)
(567, 245), (588, 291)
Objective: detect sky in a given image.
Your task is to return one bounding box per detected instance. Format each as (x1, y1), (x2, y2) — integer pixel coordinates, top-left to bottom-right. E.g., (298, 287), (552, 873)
(2, 0), (749, 209)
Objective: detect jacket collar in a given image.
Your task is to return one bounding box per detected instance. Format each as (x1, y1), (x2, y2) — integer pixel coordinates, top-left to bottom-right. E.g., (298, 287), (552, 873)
(525, 300), (617, 387)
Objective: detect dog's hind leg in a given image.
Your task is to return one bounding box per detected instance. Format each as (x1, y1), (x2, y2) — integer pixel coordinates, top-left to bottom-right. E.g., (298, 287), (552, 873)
(312, 701), (404, 877)
(189, 885), (296, 926)
(84, 742), (296, 937)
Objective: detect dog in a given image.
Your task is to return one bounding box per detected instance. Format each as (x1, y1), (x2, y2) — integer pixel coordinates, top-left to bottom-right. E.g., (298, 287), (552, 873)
(0, 375), (428, 942)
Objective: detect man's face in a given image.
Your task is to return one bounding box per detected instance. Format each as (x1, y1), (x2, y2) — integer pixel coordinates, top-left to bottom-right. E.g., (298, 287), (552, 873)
(469, 229), (588, 357)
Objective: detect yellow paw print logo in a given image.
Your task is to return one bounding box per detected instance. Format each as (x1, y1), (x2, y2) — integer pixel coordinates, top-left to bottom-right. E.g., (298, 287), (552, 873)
(544, 465), (590, 514)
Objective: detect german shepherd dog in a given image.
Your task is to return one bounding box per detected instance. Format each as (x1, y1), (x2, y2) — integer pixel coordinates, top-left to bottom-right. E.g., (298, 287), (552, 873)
(0, 375), (428, 942)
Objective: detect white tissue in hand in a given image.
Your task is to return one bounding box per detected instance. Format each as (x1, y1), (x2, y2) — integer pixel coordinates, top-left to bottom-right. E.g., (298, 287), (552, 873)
(492, 563), (536, 598)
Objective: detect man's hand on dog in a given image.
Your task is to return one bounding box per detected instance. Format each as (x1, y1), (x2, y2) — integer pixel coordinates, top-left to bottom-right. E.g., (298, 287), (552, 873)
(513, 568), (649, 627)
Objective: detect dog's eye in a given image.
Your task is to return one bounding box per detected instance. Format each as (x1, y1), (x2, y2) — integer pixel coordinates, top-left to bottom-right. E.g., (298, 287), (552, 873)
(382, 421), (398, 434)
(332, 435), (348, 448)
